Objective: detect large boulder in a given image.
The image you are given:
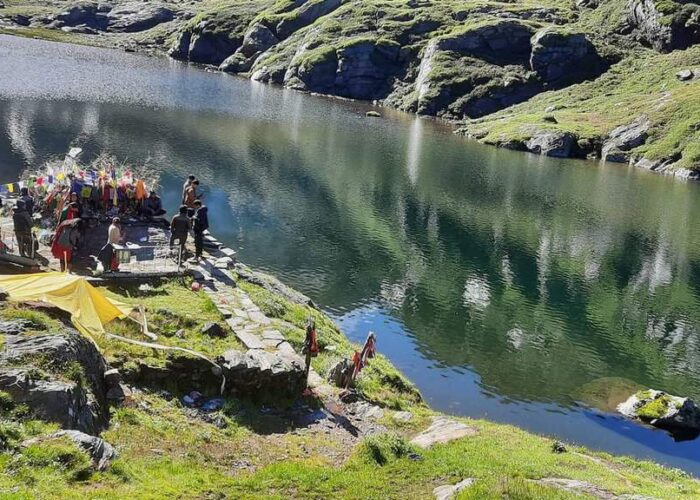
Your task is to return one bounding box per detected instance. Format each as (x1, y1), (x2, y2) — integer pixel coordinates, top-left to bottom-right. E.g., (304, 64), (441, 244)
(628, 0), (700, 52)
(106, 2), (174, 33)
(618, 389), (700, 433)
(601, 115), (650, 162)
(0, 322), (109, 435)
(525, 131), (577, 157)
(530, 29), (606, 85)
(220, 22), (279, 73)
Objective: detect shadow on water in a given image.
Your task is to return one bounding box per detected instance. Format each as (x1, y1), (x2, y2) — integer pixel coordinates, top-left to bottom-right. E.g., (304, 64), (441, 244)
(2, 35), (700, 473)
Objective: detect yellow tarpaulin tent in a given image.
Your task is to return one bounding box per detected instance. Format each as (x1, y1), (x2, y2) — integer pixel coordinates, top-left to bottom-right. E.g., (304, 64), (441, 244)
(0, 272), (133, 339)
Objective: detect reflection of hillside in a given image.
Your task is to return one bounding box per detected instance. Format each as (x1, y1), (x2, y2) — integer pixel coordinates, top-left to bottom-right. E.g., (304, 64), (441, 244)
(3, 98), (700, 405)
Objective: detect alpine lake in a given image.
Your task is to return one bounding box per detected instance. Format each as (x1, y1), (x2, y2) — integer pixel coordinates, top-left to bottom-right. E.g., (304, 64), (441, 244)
(2, 35), (700, 473)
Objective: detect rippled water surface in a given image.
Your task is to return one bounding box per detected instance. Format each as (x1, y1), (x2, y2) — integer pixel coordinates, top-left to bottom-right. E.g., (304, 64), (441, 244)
(3, 35), (700, 473)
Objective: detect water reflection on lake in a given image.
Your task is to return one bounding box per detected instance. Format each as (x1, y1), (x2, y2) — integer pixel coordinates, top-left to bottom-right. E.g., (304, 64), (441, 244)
(2, 35), (700, 473)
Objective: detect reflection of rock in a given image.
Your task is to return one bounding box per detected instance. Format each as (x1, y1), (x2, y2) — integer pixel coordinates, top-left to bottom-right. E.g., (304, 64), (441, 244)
(575, 377), (643, 413)
(463, 276), (490, 310)
(618, 389), (700, 433)
(506, 328), (525, 350)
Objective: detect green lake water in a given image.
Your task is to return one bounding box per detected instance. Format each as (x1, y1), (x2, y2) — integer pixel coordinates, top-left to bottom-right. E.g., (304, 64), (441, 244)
(2, 35), (700, 473)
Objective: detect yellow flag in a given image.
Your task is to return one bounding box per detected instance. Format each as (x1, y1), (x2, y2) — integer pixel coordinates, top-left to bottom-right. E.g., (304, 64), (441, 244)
(7, 183), (13, 193)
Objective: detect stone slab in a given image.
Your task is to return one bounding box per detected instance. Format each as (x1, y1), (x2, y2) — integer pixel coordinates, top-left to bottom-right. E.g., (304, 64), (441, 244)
(410, 417), (477, 449)
(235, 330), (265, 350)
(262, 330), (284, 341)
(433, 479), (475, 500)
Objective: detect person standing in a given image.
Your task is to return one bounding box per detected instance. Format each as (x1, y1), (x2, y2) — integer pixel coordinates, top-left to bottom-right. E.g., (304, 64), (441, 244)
(184, 180), (200, 216)
(182, 175), (196, 204)
(12, 201), (33, 258)
(19, 187), (34, 215)
(192, 200), (209, 261)
(170, 205), (190, 260)
(98, 217), (123, 273)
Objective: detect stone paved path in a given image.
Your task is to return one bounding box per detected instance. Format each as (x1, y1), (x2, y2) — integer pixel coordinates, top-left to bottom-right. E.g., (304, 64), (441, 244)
(190, 236), (297, 357)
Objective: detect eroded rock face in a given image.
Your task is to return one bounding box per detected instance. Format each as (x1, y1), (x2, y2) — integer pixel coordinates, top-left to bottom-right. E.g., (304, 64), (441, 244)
(169, 21), (241, 65)
(220, 22), (279, 73)
(628, 0), (700, 52)
(433, 21), (534, 66)
(530, 29), (605, 85)
(601, 115), (650, 162)
(285, 39), (403, 99)
(525, 131), (577, 157)
(0, 323), (109, 435)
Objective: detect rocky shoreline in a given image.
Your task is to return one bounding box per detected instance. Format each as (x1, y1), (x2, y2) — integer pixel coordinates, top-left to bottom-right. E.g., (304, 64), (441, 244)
(2, 0), (699, 179)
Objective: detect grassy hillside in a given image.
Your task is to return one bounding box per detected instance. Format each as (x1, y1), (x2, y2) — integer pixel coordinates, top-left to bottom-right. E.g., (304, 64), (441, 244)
(0, 279), (699, 498)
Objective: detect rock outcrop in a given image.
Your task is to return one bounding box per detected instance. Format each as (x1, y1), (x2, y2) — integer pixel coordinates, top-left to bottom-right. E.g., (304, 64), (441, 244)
(275, 0), (343, 40)
(628, 0), (700, 52)
(285, 39), (403, 100)
(46, 1), (175, 33)
(105, 2), (174, 33)
(601, 115), (650, 162)
(169, 22), (242, 65)
(0, 321), (109, 435)
(525, 131), (578, 158)
(220, 22), (279, 73)
(530, 29), (606, 85)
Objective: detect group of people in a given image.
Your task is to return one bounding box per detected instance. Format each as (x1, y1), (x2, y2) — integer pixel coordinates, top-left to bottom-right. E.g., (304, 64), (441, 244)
(171, 175), (209, 261)
(7, 168), (209, 272)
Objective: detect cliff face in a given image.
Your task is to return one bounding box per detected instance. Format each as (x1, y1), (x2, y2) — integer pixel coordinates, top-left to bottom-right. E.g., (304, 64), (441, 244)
(2, 0), (699, 174)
